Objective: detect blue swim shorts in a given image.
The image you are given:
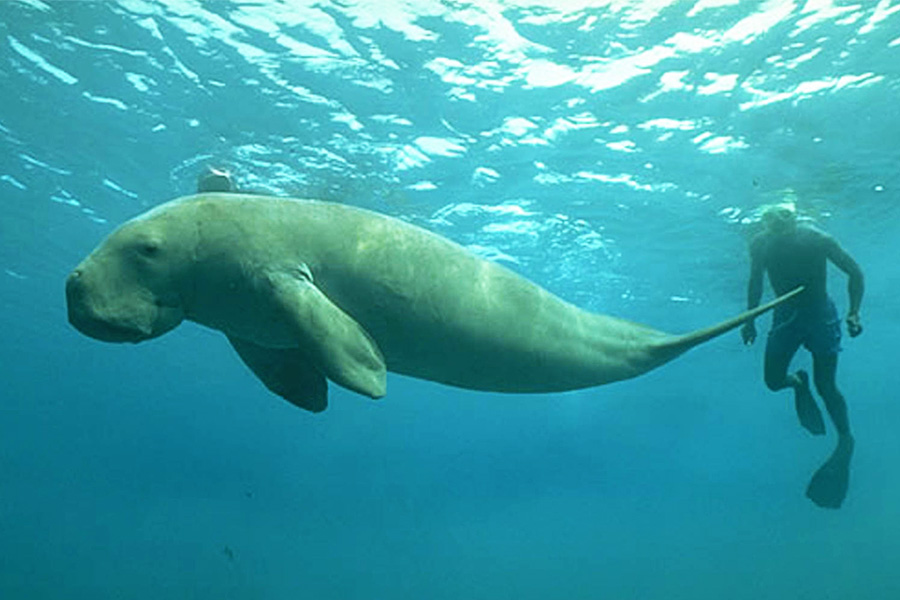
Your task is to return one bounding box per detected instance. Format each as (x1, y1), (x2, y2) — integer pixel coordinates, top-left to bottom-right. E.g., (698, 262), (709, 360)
(767, 297), (842, 356)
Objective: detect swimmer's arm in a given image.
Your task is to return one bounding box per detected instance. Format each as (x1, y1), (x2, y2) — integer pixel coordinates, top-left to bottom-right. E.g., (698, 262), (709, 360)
(824, 234), (864, 337)
(745, 237), (765, 311)
(741, 237), (765, 345)
(824, 235), (864, 316)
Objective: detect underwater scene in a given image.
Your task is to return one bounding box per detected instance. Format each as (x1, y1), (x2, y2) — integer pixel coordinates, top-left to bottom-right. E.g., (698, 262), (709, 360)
(2, 0), (899, 598)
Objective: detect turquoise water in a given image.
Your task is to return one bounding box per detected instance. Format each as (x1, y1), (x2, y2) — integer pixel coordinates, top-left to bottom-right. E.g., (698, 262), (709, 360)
(2, 0), (900, 597)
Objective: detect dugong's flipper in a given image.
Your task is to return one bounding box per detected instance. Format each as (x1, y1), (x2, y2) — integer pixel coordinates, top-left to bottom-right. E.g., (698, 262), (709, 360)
(228, 337), (328, 412)
(271, 268), (386, 398)
(232, 266), (386, 408)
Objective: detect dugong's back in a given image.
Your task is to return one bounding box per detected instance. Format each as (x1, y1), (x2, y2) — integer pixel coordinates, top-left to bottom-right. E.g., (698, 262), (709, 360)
(192, 193), (632, 393)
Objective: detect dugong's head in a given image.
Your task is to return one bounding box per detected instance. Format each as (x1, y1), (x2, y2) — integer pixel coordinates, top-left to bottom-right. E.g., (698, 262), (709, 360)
(66, 205), (197, 343)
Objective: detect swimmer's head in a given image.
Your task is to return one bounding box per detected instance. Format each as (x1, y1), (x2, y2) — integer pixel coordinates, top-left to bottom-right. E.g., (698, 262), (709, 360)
(197, 167), (236, 193)
(760, 202), (798, 234)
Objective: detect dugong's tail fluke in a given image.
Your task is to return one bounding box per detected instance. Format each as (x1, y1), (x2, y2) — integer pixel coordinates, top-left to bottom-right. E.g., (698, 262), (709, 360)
(647, 286), (804, 368)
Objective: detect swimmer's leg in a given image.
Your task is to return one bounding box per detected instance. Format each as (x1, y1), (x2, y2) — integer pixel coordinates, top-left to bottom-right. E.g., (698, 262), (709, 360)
(794, 370), (826, 436)
(812, 352), (851, 438)
(764, 338), (825, 435)
(805, 352), (854, 508)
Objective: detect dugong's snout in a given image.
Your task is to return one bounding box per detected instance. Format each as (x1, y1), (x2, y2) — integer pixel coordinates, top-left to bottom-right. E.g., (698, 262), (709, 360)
(65, 266), (154, 343)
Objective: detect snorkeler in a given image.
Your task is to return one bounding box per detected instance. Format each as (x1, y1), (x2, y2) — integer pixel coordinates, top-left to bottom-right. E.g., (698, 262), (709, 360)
(741, 202), (864, 507)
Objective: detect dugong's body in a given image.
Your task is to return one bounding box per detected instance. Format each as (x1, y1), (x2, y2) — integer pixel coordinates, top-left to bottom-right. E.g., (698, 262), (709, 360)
(67, 193), (799, 412)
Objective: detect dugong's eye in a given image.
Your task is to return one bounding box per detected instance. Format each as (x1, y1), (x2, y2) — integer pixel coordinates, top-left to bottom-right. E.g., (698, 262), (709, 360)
(139, 241), (161, 257)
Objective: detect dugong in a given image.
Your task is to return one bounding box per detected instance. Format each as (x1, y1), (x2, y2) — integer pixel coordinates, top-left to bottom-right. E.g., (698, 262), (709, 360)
(66, 193), (800, 412)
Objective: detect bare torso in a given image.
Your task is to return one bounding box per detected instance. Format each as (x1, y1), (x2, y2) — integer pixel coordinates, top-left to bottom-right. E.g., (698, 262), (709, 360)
(751, 224), (831, 307)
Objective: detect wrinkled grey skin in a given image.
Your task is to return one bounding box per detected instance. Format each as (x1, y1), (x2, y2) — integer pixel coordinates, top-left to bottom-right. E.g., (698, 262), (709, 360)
(66, 193), (800, 412)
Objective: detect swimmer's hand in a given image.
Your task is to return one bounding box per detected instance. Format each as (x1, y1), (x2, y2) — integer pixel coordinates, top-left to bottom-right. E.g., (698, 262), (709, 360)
(846, 313), (863, 338)
(741, 321), (757, 345)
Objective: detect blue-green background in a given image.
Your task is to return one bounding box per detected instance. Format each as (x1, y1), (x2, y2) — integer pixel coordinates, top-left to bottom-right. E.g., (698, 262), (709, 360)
(2, 1), (899, 598)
